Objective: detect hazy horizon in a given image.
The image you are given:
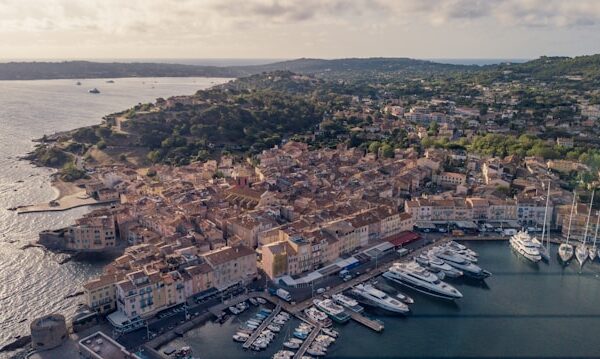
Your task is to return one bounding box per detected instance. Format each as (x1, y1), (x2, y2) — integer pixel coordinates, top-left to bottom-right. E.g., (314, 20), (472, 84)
(1, 0), (600, 59)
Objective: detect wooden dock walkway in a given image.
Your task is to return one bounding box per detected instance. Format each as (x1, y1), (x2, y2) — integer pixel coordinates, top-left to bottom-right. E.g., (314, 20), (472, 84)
(349, 311), (384, 332)
(293, 323), (322, 359)
(242, 304), (281, 349)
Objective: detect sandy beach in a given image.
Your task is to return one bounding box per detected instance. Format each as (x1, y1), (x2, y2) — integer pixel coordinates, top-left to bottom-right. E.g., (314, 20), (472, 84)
(17, 179), (102, 214)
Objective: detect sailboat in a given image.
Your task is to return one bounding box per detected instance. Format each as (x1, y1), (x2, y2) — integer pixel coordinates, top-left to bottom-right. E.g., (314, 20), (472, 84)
(558, 192), (576, 263)
(533, 183), (551, 261)
(589, 214), (599, 261)
(575, 190), (594, 267)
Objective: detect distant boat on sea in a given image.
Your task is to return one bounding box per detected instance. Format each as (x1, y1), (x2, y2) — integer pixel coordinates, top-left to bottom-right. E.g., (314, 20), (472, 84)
(76, 81), (81, 86)
(88, 88), (100, 94)
(106, 80), (114, 83)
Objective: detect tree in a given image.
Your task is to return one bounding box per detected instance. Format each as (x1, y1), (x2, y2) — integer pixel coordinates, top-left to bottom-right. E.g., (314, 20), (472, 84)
(380, 144), (394, 158)
(368, 141), (381, 153)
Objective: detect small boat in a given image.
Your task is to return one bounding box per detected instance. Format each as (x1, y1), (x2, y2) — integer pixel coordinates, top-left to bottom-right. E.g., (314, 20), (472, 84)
(307, 348), (326, 356)
(256, 297), (267, 304)
(76, 81), (81, 85)
(304, 307), (333, 327)
(322, 327), (339, 338)
(233, 333), (248, 342)
(88, 88), (100, 94)
(229, 306), (240, 315)
(267, 324), (281, 332)
(106, 80), (115, 83)
(293, 331), (308, 340)
(290, 338), (303, 344)
(589, 213), (600, 261)
(283, 341), (300, 349)
(395, 292), (414, 304)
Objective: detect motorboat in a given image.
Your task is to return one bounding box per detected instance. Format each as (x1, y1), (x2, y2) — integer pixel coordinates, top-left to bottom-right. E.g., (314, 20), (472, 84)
(332, 293), (364, 313)
(446, 241), (478, 258)
(283, 341), (300, 349)
(509, 230), (542, 262)
(349, 283), (409, 314)
(416, 252), (463, 278)
(233, 332), (249, 342)
(395, 291), (414, 304)
(313, 298), (351, 323)
(88, 87), (100, 94)
(432, 248), (491, 279)
(304, 307), (332, 327)
(383, 261), (462, 301)
(322, 327), (339, 338)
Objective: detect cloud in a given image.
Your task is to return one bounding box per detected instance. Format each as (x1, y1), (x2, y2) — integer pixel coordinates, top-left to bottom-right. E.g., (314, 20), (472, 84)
(1, 0), (600, 36)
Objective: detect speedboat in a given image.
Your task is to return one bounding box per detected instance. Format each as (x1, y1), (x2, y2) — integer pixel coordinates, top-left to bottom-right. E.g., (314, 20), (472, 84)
(88, 87), (100, 94)
(383, 261), (463, 301)
(432, 249), (491, 279)
(313, 298), (351, 323)
(509, 230), (542, 262)
(395, 292), (414, 304)
(332, 293), (364, 313)
(322, 327), (339, 338)
(349, 283), (409, 314)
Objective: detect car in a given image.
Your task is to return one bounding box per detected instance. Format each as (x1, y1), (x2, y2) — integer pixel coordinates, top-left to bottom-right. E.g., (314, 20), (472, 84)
(316, 288), (326, 294)
(343, 275), (352, 282)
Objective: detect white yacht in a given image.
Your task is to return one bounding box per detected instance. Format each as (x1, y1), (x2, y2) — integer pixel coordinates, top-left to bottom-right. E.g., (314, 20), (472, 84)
(509, 230), (542, 262)
(304, 307), (332, 327)
(349, 284), (409, 314)
(446, 241), (478, 258)
(416, 252), (463, 278)
(313, 298), (350, 323)
(383, 262), (462, 301)
(432, 248), (492, 279)
(332, 293), (364, 313)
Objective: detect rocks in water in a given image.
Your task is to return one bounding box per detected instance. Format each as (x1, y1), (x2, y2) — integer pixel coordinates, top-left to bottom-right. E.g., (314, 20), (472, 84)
(0, 335), (31, 353)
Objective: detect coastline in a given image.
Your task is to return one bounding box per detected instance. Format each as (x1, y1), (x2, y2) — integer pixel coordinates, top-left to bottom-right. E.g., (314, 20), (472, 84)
(16, 178), (107, 214)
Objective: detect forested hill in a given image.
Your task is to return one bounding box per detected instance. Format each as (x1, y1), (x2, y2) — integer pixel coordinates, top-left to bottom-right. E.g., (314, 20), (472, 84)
(0, 57), (475, 80)
(0, 61), (241, 80)
(3, 55), (600, 84)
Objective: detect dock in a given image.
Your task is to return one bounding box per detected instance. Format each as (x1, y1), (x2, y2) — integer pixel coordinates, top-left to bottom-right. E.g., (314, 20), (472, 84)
(293, 323), (322, 359)
(349, 311), (384, 332)
(242, 304), (281, 349)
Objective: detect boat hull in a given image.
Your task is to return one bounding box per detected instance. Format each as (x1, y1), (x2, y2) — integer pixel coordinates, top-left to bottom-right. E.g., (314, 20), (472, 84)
(382, 272), (462, 301)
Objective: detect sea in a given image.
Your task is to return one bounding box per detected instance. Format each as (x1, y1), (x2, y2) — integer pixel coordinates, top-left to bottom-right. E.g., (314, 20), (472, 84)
(0, 77), (229, 354)
(160, 241), (600, 358)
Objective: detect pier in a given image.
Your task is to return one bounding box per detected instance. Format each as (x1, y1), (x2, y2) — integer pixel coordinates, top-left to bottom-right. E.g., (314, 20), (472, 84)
(292, 323), (322, 359)
(242, 304), (281, 349)
(349, 311), (384, 332)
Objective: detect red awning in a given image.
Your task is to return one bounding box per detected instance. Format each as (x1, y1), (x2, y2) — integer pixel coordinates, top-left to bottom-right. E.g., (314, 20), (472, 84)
(386, 231), (420, 246)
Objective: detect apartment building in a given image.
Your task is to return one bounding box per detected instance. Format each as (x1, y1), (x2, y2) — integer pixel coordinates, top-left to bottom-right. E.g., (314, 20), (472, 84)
(67, 215), (116, 251)
(201, 245), (257, 290)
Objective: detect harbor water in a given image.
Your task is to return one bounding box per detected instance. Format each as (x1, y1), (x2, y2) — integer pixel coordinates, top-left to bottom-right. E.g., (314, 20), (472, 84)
(0, 77), (229, 352)
(160, 241), (600, 358)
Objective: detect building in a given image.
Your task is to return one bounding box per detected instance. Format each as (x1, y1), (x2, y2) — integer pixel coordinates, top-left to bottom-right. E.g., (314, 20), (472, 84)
(67, 215), (116, 251)
(79, 331), (141, 359)
(202, 245), (257, 290)
(83, 273), (123, 314)
(434, 172), (467, 187)
(30, 314), (68, 350)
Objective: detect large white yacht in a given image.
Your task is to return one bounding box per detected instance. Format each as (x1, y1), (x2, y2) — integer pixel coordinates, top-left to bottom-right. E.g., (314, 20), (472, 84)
(416, 252), (463, 278)
(509, 230), (542, 262)
(332, 293), (364, 313)
(349, 284), (409, 314)
(431, 248), (492, 279)
(383, 262), (463, 301)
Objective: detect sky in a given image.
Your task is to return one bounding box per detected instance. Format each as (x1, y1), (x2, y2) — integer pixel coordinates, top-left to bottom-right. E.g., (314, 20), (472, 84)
(1, 0), (600, 61)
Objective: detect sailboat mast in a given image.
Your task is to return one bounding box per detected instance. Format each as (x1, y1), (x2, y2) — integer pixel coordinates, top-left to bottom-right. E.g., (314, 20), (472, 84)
(593, 212), (600, 249)
(566, 191), (577, 245)
(582, 191), (595, 245)
(541, 182), (550, 249)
